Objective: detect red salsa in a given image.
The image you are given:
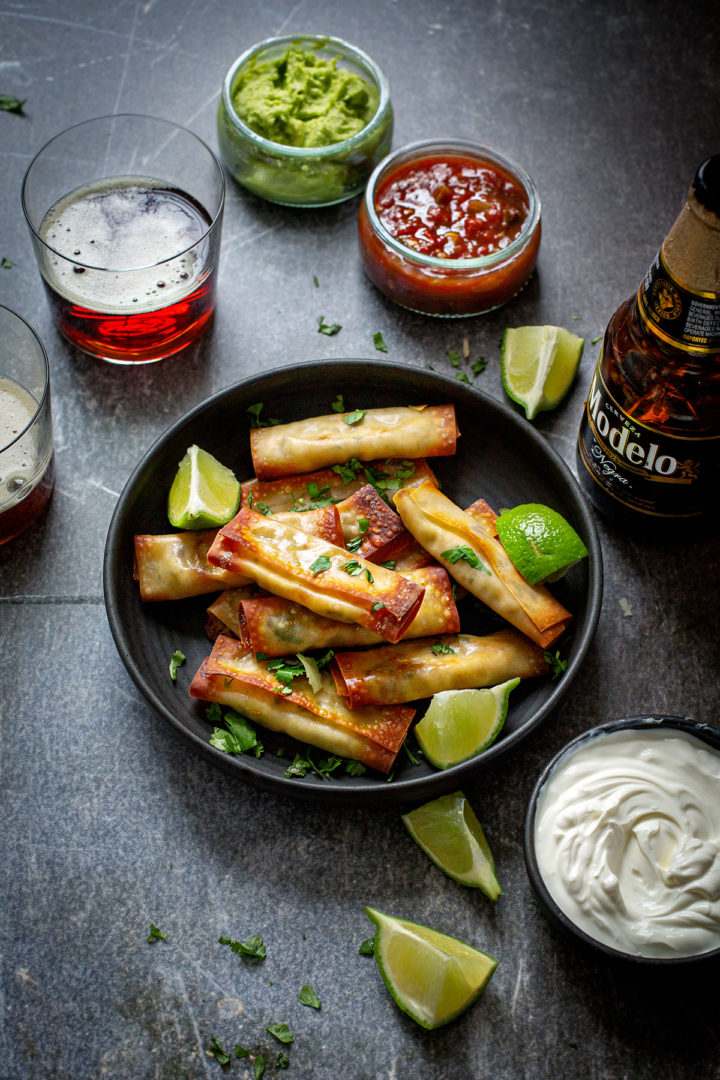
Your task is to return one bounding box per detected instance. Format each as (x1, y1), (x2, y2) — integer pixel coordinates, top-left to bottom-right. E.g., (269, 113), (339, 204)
(375, 155), (529, 260)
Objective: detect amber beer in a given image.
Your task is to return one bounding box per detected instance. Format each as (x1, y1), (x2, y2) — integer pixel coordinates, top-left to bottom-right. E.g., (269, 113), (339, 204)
(577, 156), (720, 523)
(0, 376), (54, 545)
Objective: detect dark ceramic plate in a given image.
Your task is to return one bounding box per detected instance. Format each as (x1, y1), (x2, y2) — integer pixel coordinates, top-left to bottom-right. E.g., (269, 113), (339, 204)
(103, 360), (603, 803)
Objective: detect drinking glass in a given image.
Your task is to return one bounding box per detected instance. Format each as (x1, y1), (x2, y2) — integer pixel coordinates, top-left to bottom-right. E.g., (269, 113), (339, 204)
(22, 114), (225, 365)
(0, 306), (54, 544)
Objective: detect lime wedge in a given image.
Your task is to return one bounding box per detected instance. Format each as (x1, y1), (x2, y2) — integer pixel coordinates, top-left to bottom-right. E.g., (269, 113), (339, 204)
(495, 503), (588, 585)
(501, 325), (584, 420)
(365, 907), (497, 1029)
(167, 445), (240, 529)
(414, 679), (519, 769)
(401, 791), (502, 898)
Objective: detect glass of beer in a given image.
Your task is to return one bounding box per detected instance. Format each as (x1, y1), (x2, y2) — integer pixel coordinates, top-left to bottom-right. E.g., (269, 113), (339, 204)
(0, 306), (54, 544)
(22, 114), (225, 365)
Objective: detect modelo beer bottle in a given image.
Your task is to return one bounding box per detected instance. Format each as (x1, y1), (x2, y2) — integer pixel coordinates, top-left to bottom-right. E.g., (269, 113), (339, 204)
(577, 155), (720, 524)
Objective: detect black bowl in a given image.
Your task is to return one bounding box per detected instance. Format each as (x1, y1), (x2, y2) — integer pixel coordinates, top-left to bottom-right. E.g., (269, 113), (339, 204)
(104, 358), (602, 803)
(524, 715), (720, 965)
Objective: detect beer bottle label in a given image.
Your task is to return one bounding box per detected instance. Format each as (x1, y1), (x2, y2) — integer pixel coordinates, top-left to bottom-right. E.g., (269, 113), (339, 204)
(637, 251), (720, 352)
(577, 367), (719, 518)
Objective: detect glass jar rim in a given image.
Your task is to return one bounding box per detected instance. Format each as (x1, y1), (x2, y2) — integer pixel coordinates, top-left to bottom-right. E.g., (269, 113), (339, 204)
(220, 34), (391, 159)
(21, 113), (225, 272)
(0, 304), (50, 453)
(362, 138), (541, 270)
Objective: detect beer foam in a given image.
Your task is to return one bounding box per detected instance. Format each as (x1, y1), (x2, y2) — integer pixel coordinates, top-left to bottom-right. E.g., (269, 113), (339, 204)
(0, 377), (49, 511)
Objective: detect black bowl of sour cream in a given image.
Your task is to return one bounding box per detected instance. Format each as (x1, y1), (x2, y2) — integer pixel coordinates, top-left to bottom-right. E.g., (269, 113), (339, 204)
(524, 715), (720, 964)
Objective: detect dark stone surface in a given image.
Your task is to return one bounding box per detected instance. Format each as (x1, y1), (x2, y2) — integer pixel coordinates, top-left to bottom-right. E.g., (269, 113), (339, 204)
(1, 2), (719, 1077)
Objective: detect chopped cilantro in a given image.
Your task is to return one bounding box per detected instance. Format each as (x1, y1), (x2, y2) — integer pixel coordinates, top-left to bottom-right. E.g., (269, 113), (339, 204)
(254, 1056), (266, 1080)
(331, 393), (345, 412)
(317, 314), (342, 336)
(313, 274), (319, 287)
(0, 94), (25, 113)
(266, 1023), (294, 1044)
(591, 335), (603, 344)
(332, 458), (363, 484)
(285, 747), (342, 780)
(204, 1035), (230, 1065)
(381, 559), (396, 570)
(403, 742), (423, 765)
(447, 348), (461, 367)
(309, 555), (331, 575)
(456, 371), (471, 383)
(276, 1052), (290, 1069)
(235, 1044), (250, 1058)
(169, 649), (186, 681)
(341, 559), (363, 575)
(371, 601), (385, 611)
(359, 937), (375, 956)
(430, 642), (456, 655)
(210, 709), (262, 757)
(357, 517), (369, 534)
(146, 923), (167, 944)
(472, 355), (487, 375)
(544, 649), (568, 680)
(346, 760), (367, 776)
(298, 984), (321, 1009)
(219, 933), (267, 959)
(441, 545), (491, 574)
(347, 535), (364, 553)
(1, 257), (13, 269)
(343, 408), (366, 426)
(373, 330), (388, 353)
(365, 568), (374, 583)
(247, 402), (282, 428)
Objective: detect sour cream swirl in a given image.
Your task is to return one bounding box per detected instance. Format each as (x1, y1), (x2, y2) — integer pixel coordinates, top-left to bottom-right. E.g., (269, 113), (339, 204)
(534, 726), (720, 958)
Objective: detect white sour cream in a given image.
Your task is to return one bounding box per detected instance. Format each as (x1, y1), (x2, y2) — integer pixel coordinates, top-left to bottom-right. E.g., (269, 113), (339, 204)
(533, 726), (720, 958)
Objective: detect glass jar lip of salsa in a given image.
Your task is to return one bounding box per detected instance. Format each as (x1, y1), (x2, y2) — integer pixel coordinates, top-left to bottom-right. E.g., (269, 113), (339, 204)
(362, 138), (541, 270)
(220, 34), (392, 160)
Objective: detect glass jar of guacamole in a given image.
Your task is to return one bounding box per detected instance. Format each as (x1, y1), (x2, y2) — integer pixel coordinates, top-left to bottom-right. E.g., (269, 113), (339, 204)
(218, 35), (393, 207)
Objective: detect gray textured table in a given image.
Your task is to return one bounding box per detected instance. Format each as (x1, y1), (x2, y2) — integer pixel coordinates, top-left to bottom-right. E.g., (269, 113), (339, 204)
(1, 3), (719, 1078)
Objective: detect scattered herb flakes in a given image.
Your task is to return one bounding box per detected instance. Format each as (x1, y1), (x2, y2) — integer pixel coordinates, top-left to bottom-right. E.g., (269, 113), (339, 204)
(313, 274), (319, 288)
(235, 1044), (250, 1058)
(357, 517), (369, 534)
(441, 545), (490, 574)
(543, 649), (568, 680)
(204, 1035), (231, 1066)
(247, 402), (282, 428)
(403, 742), (423, 766)
(343, 408), (366, 426)
(169, 649), (186, 682)
(341, 559), (363, 576)
(298, 984), (321, 1009)
(346, 759), (366, 776)
(365, 568), (374, 583)
(146, 923), (167, 944)
(591, 335), (603, 345)
(219, 933), (267, 959)
(266, 1023), (294, 1045)
(284, 747), (342, 780)
(254, 1056), (266, 1080)
(430, 642), (456, 655)
(347, 535), (363, 553)
(571, 315), (581, 320)
(371, 601), (385, 612)
(331, 393), (345, 413)
(332, 458), (363, 484)
(373, 330), (388, 353)
(619, 596), (633, 617)
(381, 559), (396, 570)
(1, 257), (13, 269)
(447, 348), (461, 368)
(317, 314), (342, 336)
(455, 371), (471, 384)
(276, 1052), (290, 1069)
(210, 709), (262, 757)
(358, 937), (375, 956)
(0, 94), (25, 113)
(310, 555), (331, 575)
(471, 355), (487, 376)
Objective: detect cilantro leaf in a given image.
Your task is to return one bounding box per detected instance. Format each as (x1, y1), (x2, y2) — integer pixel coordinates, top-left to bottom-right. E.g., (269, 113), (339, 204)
(1, 257), (13, 269)
(254, 1056), (266, 1080)
(247, 402), (282, 428)
(343, 409), (366, 426)
(266, 1023), (294, 1044)
(0, 94), (25, 113)
(146, 923), (167, 943)
(210, 709), (261, 756)
(358, 937), (375, 956)
(544, 649), (568, 680)
(341, 559), (363, 576)
(298, 984), (321, 1009)
(317, 315), (342, 336)
(204, 1035), (230, 1066)
(276, 1052), (290, 1069)
(381, 559), (396, 570)
(447, 348), (461, 367)
(219, 933), (267, 959)
(310, 555), (331, 575)
(347, 535), (364, 553)
(169, 649), (186, 681)
(371, 601), (385, 611)
(331, 393), (345, 413)
(313, 274), (319, 288)
(471, 356), (487, 375)
(331, 458), (363, 484)
(456, 371), (471, 383)
(373, 331), (388, 353)
(235, 1044), (250, 1058)
(284, 746), (342, 780)
(430, 642), (456, 655)
(346, 760), (367, 776)
(441, 545), (491, 574)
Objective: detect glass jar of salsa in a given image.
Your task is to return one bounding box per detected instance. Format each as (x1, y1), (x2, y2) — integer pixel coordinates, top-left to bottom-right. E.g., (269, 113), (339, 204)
(358, 139), (541, 316)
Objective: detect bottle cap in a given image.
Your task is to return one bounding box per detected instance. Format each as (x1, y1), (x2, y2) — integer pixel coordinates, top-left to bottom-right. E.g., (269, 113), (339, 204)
(692, 155), (720, 217)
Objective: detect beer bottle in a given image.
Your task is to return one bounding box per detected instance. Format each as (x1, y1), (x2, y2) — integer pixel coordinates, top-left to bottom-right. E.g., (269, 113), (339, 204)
(576, 156), (720, 524)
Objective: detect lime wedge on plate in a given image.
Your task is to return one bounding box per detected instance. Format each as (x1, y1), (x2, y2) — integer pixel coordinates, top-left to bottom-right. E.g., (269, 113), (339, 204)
(365, 907), (497, 1029)
(501, 325), (584, 419)
(401, 791), (502, 898)
(495, 503), (588, 584)
(414, 679), (519, 769)
(167, 445), (240, 529)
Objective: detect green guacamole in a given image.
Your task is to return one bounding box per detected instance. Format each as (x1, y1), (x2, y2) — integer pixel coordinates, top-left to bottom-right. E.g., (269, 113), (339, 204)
(232, 47), (379, 148)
